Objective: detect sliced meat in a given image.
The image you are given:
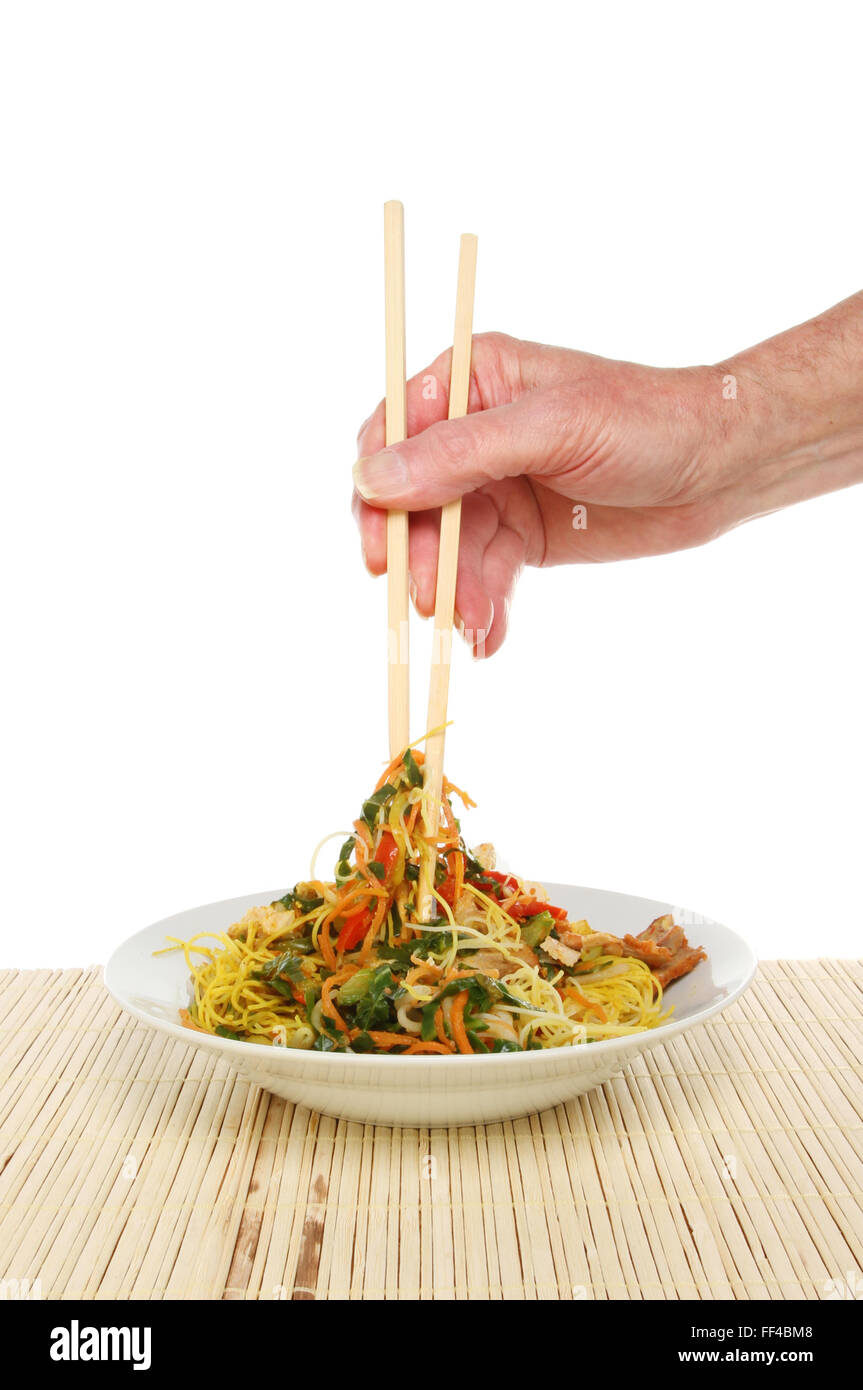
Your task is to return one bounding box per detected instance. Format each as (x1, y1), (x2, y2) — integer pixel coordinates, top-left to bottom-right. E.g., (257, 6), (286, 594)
(631, 913), (686, 955)
(653, 945), (708, 988)
(619, 936), (673, 967)
(467, 942), (538, 977)
(625, 914), (706, 988)
(541, 935), (581, 968)
(560, 929), (624, 957)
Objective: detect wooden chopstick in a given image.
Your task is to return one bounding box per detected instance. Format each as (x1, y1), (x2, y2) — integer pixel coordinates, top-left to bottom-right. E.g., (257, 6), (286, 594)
(384, 200), (410, 760)
(418, 232), (478, 921)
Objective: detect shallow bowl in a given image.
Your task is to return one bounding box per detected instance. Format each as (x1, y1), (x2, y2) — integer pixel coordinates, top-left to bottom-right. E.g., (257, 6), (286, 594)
(104, 882), (756, 1127)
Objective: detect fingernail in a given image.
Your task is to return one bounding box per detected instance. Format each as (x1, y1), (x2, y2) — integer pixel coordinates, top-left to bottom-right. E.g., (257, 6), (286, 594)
(409, 578), (419, 607)
(353, 451), (408, 501)
(454, 608), (466, 639)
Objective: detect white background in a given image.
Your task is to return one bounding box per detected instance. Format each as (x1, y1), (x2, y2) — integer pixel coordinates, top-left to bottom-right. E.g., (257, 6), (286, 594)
(2, 1), (861, 967)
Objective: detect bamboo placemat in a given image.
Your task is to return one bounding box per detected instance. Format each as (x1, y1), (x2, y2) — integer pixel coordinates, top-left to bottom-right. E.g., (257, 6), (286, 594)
(0, 960), (860, 1300)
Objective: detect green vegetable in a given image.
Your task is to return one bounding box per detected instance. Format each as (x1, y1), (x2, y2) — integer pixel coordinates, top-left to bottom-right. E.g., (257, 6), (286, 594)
(257, 951), (305, 986)
(273, 888), (324, 914)
(404, 862), (420, 882)
(419, 972), (499, 1042)
(420, 1003), (439, 1041)
(361, 784), (396, 830)
(215, 1025), (243, 1041)
(367, 861), (386, 880)
(378, 930), (453, 970)
(267, 978), (302, 999)
(403, 748), (424, 787)
(350, 1032), (375, 1053)
(520, 910), (555, 949)
(335, 835), (357, 884)
(491, 1039), (521, 1053)
(337, 967), (374, 1005)
(339, 963), (396, 1032)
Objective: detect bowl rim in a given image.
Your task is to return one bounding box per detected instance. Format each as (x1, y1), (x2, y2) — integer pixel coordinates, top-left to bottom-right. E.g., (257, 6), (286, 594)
(104, 884), (758, 1070)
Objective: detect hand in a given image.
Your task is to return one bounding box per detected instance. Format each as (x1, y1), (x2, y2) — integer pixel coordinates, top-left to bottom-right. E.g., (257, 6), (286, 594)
(352, 296), (863, 656)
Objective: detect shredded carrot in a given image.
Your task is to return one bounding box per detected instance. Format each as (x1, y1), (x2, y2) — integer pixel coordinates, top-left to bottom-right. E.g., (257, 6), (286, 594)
(357, 895), (391, 964)
(319, 914), (338, 971)
(449, 989), (473, 1054)
(374, 746), (421, 793)
(434, 1004), (448, 1046)
(179, 1008), (207, 1034)
(359, 1030), (412, 1049)
(404, 962), (442, 988)
(404, 1039), (455, 1055)
(442, 777), (475, 809)
(564, 985), (607, 1023)
(321, 965), (358, 1034)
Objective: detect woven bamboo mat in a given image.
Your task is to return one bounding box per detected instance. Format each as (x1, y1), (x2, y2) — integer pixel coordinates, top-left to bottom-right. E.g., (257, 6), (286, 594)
(0, 960), (860, 1300)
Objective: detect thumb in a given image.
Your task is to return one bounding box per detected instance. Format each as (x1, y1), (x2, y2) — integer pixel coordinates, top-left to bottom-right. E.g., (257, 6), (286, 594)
(351, 395), (566, 510)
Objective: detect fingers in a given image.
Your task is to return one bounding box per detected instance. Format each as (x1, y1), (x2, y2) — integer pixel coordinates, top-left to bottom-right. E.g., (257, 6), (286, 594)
(353, 486), (523, 658)
(406, 509), (442, 617)
(476, 526), (525, 657)
(353, 392), (571, 511)
(356, 361), (450, 459)
(356, 332), (528, 460)
(351, 491), (387, 575)
(450, 494), (497, 656)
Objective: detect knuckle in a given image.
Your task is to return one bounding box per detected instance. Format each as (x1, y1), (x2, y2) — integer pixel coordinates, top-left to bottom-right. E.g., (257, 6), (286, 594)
(424, 419), (474, 474)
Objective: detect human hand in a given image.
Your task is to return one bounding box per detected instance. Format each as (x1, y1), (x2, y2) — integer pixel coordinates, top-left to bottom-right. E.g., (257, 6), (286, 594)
(352, 296), (863, 656)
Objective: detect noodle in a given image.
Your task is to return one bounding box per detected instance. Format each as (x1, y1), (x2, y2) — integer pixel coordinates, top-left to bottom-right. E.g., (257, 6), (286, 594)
(163, 750), (706, 1054)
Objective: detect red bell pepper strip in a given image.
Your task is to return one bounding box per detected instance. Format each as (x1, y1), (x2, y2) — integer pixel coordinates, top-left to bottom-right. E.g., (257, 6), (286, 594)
(477, 872), (567, 921)
(438, 875), (456, 906)
(336, 906), (373, 952)
(509, 897), (568, 922)
(369, 831), (399, 880)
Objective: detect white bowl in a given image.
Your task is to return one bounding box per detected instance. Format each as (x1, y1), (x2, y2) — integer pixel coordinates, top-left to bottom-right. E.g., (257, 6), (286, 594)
(104, 882), (756, 1128)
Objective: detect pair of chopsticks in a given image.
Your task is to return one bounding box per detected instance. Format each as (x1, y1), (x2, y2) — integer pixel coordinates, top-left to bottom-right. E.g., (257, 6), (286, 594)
(382, 200), (478, 922)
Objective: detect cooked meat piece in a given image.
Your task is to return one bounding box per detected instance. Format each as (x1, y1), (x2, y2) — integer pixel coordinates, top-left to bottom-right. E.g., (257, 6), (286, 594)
(632, 913), (686, 955)
(626, 914), (706, 988)
(541, 935), (581, 968)
(560, 929), (624, 957)
(471, 842), (496, 871)
(467, 942), (538, 976)
(620, 936), (673, 967)
(653, 945), (707, 988)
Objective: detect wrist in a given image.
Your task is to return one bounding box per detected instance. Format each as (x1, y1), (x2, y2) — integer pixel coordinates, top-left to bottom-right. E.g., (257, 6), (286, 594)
(707, 294), (863, 500)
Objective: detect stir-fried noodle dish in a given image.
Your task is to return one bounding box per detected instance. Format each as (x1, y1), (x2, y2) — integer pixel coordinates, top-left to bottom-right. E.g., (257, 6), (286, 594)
(167, 748), (706, 1055)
